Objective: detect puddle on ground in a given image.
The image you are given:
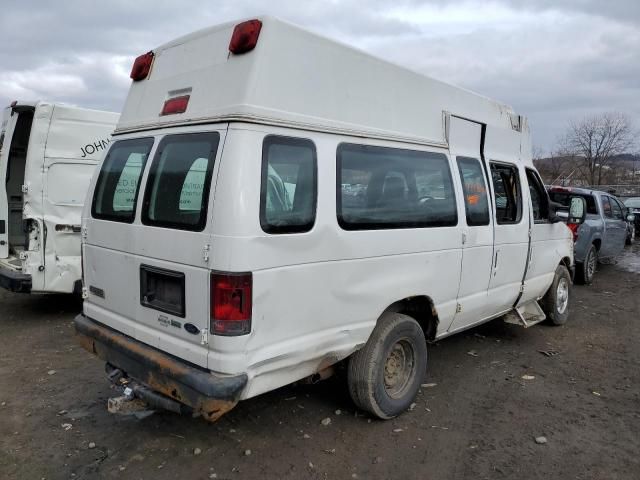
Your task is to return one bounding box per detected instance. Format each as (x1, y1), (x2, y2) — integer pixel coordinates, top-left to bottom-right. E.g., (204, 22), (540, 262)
(614, 243), (640, 274)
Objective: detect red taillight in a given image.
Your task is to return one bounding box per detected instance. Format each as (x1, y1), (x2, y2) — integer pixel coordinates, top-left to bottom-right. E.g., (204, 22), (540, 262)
(567, 222), (579, 242)
(130, 51), (154, 81)
(229, 19), (262, 54)
(160, 95), (190, 116)
(211, 272), (252, 336)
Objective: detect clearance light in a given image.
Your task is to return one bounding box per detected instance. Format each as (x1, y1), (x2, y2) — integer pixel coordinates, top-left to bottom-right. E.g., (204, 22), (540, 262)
(160, 95), (190, 116)
(10, 100), (17, 107)
(229, 19), (262, 54)
(130, 51), (154, 81)
(211, 272), (252, 336)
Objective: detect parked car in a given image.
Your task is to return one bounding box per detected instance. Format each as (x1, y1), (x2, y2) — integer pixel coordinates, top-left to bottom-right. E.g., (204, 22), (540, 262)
(548, 186), (630, 284)
(75, 17), (583, 423)
(623, 197), (640, 234)
(0, 101), (118, 294)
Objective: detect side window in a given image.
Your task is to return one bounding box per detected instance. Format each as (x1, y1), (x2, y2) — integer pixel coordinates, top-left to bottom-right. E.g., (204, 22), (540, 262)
(490, 162), (522, 224)
(337, 143), (457, 230)
(260, 136), (317, 234)
(525, 169), (549, 222)
(610, 197), (623, 220)
(602, 196), (613, 218)
(142, 132), (219, 231)
(92, 138), (154, 223)
(456, 157), (490, 226)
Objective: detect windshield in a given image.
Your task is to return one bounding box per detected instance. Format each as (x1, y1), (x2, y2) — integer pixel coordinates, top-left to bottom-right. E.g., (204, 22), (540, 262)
(624, 198), (640, 208)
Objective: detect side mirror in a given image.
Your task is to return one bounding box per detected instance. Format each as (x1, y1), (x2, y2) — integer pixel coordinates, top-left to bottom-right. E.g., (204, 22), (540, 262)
(568, 196), (587, 224)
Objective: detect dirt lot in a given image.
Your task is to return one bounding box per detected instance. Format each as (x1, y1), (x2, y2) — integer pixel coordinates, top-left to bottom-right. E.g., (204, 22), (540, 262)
(1, 249), (639, 480)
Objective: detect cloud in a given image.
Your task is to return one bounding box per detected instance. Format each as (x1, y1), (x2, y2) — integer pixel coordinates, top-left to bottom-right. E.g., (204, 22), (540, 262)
(0, 0), (638, 151)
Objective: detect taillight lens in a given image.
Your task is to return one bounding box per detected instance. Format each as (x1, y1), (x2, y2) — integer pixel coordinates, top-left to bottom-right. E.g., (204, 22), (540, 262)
(130, 51), (154, 81)
(567, 223), (579, 242)
(229, 19), (262, 54)
(211, 272), (252, 336)
(160, 95), (190, 116)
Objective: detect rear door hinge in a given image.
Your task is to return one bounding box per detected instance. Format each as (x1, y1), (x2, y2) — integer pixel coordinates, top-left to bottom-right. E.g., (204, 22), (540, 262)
(461, 232), (467, 245)
(202, 244), (210, 263)
(21, 184), (29, 194)
(81, 226), (88, 240)
(201, 328), (209, 345)
(81, 287), (88, 299)
(456, 303), (462, 313)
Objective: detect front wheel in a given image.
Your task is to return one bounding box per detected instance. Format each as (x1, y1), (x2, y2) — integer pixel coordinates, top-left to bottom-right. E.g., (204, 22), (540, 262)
(541, 265), (572, 326)
(348, 313), (427, 419)
(626, 228), (635, 246)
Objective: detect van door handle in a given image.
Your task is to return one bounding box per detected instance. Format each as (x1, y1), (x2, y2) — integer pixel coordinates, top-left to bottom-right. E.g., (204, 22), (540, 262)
(494, 251), (499, 270)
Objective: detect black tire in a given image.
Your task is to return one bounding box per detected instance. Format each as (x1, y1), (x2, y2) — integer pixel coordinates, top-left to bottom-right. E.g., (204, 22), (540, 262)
(575, 244), (597, 285)
(626, 230), (634, 246)
(348, 313), (427, 419)
(541, 265), (572, 326)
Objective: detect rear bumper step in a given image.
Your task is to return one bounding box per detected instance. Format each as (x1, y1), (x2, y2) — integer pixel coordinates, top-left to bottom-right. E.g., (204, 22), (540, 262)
(74, 314), (247, 421)
(0, 266), (31, 293)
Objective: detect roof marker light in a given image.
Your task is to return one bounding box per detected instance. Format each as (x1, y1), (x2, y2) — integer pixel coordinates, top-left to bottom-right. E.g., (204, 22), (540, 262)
(160, 95), (190, 116)
(130, 51), (154, 81)
(10, 100), (17, 107)
(229, 19), (262, 54)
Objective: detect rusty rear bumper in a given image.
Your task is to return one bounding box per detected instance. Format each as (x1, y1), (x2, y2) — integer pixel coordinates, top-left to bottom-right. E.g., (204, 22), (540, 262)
(74, 313), (247, 421)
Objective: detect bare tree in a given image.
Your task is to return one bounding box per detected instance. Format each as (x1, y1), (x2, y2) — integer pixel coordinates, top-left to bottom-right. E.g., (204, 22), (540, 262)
(561, 112), (635, 186)
(532, 146), (576, 185)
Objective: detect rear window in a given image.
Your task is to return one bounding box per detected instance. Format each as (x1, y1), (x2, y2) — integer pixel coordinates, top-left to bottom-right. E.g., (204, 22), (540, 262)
(142, 132), (219, 231)
(548, 192), (598, 215)
(92, 138), (154, 222)
(337, 143), (457, 230)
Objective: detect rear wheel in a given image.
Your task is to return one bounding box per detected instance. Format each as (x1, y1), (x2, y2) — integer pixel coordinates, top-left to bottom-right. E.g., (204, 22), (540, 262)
(576, 244), (597, 285)
(541, 265), (572, 326)
(348, 313), (427, 419)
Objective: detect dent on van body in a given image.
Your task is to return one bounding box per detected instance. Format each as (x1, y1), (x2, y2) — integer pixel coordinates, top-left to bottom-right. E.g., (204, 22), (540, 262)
(6, 102), (118, 293)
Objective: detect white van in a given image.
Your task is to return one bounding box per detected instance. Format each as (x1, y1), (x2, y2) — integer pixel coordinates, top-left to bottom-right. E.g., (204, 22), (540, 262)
(75, 17), (585, 421)
(0, 101), (118, 294)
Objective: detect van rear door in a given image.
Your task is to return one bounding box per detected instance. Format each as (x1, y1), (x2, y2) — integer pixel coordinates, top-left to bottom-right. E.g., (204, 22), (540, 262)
(0, 105), (35, 260)
(83, 128), (225, 368)
(0, 108), (11, 259)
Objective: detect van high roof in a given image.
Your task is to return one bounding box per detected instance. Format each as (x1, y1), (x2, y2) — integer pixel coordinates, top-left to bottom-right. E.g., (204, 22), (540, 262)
(117, 16), (527, 147)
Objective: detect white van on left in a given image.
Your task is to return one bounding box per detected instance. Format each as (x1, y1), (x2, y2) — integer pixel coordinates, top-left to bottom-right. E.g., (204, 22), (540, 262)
(0, 101), (119, 294)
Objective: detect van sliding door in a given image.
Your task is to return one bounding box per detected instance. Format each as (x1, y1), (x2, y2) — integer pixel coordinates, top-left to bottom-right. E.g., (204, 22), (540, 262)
(484, 126), (530, 309)
(446, 116), (495, 332)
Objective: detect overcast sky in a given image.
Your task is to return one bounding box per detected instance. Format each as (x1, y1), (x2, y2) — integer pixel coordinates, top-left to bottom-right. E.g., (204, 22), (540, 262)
(1, 0), (638, 151)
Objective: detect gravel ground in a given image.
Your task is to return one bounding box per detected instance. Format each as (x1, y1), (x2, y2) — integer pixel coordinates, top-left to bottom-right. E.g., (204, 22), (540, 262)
(1, 247), (639, 480)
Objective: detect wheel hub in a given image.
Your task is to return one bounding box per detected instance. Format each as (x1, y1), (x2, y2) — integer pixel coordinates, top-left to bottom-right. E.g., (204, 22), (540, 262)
(383, 340), (415, 398)
(556, 278), (569, 314)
